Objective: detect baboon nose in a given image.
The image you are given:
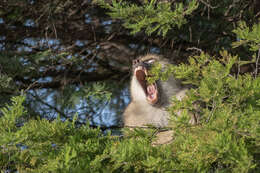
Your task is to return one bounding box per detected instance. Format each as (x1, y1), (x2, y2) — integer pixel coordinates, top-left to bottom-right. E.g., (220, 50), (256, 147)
(133, 59), (140, 65)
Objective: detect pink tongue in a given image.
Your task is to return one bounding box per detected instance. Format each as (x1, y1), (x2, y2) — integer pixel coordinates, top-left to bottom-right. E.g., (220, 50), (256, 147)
(147, 85), (155, 95)
(147, 84), (158, 104)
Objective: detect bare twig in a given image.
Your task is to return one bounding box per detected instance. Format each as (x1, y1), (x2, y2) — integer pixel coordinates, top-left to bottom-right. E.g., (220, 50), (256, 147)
(29, 91), (67, 118)
(24, 81), (39, 92)
(206, 101), (216, 123)
(66, 123), (173, 131)
(52, 23), (57, 39)
(124, 125), (172, 131)
(186, 47), (203, 53)
(255, 11), (260, 18)
(189, 26), (192, 42)
(199, 0), (218, 9)
(255, 47), (260, 78)
(237, 57), (240, 78)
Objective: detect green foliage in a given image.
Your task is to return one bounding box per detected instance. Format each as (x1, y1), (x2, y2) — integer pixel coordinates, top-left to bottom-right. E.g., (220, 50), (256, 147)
(0, 96), (177, 172)
(167, 51), (260, 172)
(0, 95), (113, 172)
(2, 48), (260, 172)
(84, 82), (112, 101)
(232, 21), (260, 51)
(0, 95), (26, 133)
(145, 49), (260, 172)
(97, 0), (198, 36)
(0, 74), (13, 91)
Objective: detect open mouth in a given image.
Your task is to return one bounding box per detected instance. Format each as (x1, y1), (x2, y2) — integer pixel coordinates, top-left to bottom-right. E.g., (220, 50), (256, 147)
(134, 66), (158, 105)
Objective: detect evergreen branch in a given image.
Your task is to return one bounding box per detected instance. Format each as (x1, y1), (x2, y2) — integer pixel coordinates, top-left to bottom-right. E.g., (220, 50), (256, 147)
(75, 122), (173, 131)
(97, 0), (199, 36)
(15, 71), (128, 89)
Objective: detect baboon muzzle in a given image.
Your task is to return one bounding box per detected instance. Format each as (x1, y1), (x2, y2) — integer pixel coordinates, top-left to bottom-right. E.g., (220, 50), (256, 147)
(133, 60), (158, 105)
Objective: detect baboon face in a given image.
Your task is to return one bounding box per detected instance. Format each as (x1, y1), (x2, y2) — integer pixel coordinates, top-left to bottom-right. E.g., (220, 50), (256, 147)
(132, 55), (160, 105)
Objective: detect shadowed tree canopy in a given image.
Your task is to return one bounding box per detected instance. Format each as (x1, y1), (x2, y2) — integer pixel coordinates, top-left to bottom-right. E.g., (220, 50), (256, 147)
(0, 0), (259, 126)
(1, 1), (260, 172)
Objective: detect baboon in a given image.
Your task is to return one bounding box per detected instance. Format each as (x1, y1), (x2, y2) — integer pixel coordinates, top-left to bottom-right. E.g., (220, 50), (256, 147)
(123, 54), (195, 144)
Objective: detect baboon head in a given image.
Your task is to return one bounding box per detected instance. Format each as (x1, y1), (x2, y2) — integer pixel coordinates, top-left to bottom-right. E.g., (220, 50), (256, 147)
(130, 54), (183, 108)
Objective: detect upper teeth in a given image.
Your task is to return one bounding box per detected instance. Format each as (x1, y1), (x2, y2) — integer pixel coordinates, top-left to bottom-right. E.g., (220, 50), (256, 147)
(135, 66), (148, 75)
